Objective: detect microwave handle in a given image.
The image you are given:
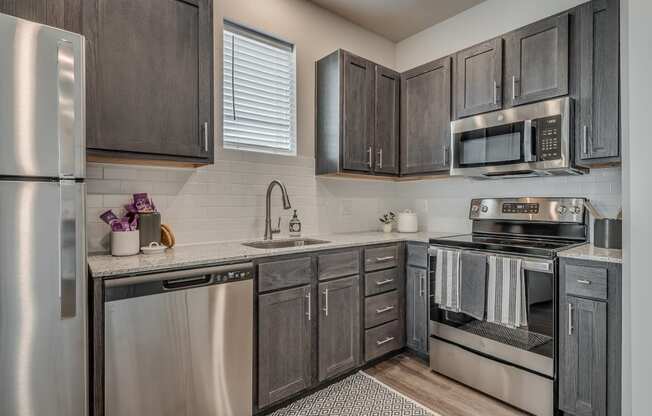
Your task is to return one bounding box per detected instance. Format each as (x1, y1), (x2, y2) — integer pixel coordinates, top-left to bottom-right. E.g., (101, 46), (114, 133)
(523, 120), (535, 162)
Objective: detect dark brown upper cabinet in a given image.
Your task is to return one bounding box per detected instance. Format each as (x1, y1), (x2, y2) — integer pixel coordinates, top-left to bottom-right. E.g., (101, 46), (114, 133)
(504, 14), (570, 107)
(401, 56), (452, 175)
(83, 0), (214, 165)
(374, 66), (401, 175)
(0, 0), (82, 33)
(342, 53), (375, 172)
(576, 0), (620, 165)
(454, 38), (503, 118)
(316, 50), (399, 177)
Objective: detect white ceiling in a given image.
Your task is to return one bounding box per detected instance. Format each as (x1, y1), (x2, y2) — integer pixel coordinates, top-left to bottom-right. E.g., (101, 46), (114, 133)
(309, 0), (487, 42)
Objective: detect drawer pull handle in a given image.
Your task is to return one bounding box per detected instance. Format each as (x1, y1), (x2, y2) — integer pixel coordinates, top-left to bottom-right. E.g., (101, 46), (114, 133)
(568, 303), (574, 335)
(376, 336), (395, 346)
(375, 256), (395, 262)
(376, 306), (395, 314)
(577, 279), (591, 285)
(375, 279), (394, 286)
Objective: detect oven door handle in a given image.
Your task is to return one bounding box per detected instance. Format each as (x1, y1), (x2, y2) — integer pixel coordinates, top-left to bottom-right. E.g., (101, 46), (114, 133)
(428, 246), (552, 273)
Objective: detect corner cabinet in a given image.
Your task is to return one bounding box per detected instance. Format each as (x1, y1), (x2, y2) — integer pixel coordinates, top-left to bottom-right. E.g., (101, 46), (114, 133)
(401, 57), (452, 175)
(83, 0), (214, 165)
(558, 257), (621, 416)
(316, 50), (399, 177)
(576, 0), (621, 165)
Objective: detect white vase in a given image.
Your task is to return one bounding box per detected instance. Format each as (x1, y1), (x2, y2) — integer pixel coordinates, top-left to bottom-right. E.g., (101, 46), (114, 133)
(382, 223), (392, 233)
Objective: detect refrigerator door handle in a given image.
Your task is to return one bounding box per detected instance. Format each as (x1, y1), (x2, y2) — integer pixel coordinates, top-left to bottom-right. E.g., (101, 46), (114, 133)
(60, 181), (82, 318)
(57, 40), (77, 178)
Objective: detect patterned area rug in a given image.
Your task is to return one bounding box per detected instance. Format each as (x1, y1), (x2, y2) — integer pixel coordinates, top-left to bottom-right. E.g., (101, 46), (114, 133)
(271, 371), (437, 416)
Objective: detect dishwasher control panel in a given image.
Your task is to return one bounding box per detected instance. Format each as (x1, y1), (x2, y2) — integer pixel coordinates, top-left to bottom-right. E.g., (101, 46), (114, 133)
(214, 269), (253, 283)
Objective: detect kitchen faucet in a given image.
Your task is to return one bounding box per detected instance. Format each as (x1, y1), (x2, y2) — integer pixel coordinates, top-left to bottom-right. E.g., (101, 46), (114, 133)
(264, 180), (292, 240)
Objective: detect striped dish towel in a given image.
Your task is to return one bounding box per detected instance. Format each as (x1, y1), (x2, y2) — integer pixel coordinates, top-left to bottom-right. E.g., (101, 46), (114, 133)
(434, 249), (461, 312)
(486, 256), (528, 328)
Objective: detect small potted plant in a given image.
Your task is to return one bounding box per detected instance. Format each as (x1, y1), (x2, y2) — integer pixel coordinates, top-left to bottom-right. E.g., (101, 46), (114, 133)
(379, 211), (396, 233)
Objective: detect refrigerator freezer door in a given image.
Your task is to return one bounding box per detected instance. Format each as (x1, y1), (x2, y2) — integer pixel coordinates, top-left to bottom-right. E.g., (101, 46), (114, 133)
(0, 14), (85, 179)
(0, 180), (87, 416)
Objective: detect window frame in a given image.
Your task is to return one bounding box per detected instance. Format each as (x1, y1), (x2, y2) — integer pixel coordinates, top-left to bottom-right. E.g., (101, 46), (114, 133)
(222, 20), (297, 156)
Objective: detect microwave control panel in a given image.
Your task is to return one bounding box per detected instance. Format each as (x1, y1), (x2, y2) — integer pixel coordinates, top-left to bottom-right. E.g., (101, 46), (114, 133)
(535, 115), (562, 160)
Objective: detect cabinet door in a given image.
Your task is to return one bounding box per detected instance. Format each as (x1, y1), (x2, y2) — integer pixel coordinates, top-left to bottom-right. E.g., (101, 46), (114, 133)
(374, 65), (400, 175)
(258, 285), (312, 408)
(0, 0), (82, 32)
(577, 0), (620, 162)
(401, 56), (451, 175)
(559, 296), (607, 416)
(406, 267), (428, 354)
(454, 38), (502, 118)
(83, 0), (212, 160)
(504, 14), (569, 107)
(318, 276), (361, 381)
(342, 52), (375, 172)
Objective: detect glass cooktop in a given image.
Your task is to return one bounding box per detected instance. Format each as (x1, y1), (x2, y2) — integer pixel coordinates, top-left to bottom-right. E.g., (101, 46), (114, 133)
(429, 234), (584, 258)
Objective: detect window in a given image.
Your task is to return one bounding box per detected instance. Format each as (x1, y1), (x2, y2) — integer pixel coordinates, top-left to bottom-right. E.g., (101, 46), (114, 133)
(223, 21), (296, 155)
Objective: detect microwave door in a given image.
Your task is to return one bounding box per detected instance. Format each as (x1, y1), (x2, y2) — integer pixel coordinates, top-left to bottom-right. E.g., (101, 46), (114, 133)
(456, 122), (525, 168)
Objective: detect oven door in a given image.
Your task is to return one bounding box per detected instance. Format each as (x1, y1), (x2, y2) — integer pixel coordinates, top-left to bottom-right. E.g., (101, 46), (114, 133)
(428, 247), (556, 378)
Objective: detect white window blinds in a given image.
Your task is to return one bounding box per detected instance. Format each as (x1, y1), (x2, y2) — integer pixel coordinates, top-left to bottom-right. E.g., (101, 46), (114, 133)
(223, 22), (296, 155)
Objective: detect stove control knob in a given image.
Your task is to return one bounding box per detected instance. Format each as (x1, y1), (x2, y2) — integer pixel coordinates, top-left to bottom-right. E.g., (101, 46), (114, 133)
(570, 206), (581, 215)
(481, 205), (489, 213)
(557, 206), (568, 215)
(471, 205), (480, 213)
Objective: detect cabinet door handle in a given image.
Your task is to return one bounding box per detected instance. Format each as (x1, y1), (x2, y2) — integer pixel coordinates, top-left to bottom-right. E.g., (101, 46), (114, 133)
(512, 76), (518, 100)
(375, 256), (395, 262)
(377, 148), (383, 169)
(443, 144), (449, 166)
(577, 279), (591, 285)
(582, 125), (589, 155)
(202, 122), (209, 152)
(367, 147), (373, 168)
(420, 275), (426, 297)
(322, 288), (329, 316)
(306, 291), (311, 321)
(568, 303), (574, 335)
(376, 336), (395, 346)
(375, 278), (394, 286)
(376, 306), (395, 314)
(493, 80), (498, 104)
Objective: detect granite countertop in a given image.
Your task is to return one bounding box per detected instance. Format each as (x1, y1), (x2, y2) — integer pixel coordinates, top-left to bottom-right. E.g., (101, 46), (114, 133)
(88, 231), (462, 279)
(558, 243), (623, 264)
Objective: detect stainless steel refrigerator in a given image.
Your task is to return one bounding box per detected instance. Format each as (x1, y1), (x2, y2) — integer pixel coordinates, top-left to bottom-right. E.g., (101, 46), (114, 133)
(0, 13), (87, 416)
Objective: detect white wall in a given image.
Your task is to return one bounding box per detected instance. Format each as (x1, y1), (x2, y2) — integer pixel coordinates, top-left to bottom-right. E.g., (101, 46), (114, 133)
(621, 0), (652, 413)
(394, 0), (622, 235)
(396, 0), (587, 72)
(86, 0), (399, 252)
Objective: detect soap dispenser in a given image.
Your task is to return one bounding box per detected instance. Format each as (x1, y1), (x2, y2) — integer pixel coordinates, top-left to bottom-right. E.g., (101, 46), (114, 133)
(289, 210), (302, 237)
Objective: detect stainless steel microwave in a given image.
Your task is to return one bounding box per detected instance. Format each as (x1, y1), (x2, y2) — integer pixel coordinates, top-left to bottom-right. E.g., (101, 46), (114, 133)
(449, 97), (586, 179)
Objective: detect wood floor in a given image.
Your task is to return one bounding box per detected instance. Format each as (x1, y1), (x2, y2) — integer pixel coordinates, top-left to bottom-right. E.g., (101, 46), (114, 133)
(365, 353), (529, 416)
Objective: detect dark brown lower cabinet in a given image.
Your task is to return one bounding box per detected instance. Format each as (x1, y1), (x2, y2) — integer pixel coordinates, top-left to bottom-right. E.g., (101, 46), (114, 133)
(318, 276), (361, 381)
(559, 257), (621, 416)
(258, 285), (312, 408)
(559, 296), (607, 415)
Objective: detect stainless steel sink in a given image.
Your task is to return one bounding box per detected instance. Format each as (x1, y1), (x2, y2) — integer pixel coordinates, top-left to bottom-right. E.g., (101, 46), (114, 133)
(242, 238), (330, 249)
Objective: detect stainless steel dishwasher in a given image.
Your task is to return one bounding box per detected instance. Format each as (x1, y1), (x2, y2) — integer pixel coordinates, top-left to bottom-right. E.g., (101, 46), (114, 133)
(104, 263), (254, 416)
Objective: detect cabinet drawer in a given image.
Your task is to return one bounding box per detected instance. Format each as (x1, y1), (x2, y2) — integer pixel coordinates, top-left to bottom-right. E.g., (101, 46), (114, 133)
(364, 245), (399, 272)
(365, 291), (399, 329)
(318, 250), (359, 281)
(565, 263), (608, 300)
(258, 257), (313, 293)
(407, 243), (428, 268)
(365, 269), (399, 296)
(365, 320), (402, 362)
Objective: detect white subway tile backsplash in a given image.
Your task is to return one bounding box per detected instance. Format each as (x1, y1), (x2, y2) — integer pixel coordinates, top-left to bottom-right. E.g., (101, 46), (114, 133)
(85, 159), (621, 253)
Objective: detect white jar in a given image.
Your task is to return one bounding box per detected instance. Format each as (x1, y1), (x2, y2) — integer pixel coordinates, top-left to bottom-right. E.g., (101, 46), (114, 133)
(111, 230), (140, 256)
(397, 210), (418, 233)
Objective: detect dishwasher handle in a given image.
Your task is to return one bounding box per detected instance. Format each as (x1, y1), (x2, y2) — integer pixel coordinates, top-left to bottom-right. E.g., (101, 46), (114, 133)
(163, 275), (212, 290)
(105, 263), (254, 289)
